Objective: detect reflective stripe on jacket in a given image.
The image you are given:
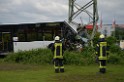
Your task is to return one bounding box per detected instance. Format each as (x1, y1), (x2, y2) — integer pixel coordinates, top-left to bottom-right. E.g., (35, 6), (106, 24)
(53, 43), (63, 59)
(97, 42), (107, 60)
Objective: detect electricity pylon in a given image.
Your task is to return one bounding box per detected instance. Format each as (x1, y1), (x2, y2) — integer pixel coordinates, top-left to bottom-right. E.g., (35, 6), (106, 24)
(68, 0), (99, 41)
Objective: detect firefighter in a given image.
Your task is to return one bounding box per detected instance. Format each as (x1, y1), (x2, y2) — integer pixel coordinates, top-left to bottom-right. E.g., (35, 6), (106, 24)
(51, 36), (66, 73)
(96, 34), (109, 73)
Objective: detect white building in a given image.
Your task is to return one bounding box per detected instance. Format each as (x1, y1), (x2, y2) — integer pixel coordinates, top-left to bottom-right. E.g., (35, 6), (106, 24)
(98, 24), (115, 36)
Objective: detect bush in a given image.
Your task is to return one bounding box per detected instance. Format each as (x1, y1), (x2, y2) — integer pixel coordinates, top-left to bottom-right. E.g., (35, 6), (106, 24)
(4, 47), (96, 65)
(109, 44), (121, 53)
(3, 47), (124, 65)
(64, 47), (96, 65)
(106, 36), (117, 45)
(108, 48), (124, 64)
(108, 53), (121, 64)
(4, 49), (53, 65)
(64, 51), (85, 65)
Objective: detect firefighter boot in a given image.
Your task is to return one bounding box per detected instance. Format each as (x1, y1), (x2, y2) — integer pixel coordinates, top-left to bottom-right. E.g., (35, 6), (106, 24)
(100, 68), (106, 73)
(60, 68), (64, 73)
(55, 69), (59, 73)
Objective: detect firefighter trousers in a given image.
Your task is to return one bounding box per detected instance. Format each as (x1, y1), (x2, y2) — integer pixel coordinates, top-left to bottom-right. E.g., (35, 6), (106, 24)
(99, 60), (106, 73)
(54, 58), (64, 73)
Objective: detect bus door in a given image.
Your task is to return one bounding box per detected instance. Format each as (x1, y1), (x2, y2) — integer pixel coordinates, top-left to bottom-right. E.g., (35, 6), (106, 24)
(0, 32), (12, 52)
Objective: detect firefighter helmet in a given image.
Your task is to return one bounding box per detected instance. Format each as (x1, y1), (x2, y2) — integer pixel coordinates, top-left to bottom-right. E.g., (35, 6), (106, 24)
(99, 34), (105, 38)
(55, 36), (60, 41)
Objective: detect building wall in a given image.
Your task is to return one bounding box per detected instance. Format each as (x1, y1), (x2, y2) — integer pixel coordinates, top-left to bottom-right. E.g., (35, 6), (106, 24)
(97, 24), (115, 36)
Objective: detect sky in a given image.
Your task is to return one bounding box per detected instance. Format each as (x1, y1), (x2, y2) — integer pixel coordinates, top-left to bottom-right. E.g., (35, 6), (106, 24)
(0, 0), (124, 24)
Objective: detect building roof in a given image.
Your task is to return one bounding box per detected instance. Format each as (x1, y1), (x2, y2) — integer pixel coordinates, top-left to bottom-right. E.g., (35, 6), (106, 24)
(85, 24), (98, 30)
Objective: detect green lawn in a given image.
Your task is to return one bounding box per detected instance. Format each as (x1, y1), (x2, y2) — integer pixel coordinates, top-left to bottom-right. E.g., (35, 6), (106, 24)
(0, 63), (124, 82)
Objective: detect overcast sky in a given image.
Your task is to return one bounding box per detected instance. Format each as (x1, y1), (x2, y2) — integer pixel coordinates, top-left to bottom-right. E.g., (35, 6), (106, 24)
(0, 0), (124, 24)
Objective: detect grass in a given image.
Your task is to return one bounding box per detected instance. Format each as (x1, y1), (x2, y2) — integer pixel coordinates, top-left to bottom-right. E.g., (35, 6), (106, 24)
(1, 47), (124, 82)
(0, 63), (124, 82)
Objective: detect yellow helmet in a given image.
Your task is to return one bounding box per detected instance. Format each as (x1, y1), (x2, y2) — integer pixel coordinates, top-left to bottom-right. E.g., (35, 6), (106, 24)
(99, 34), (105, 38)
(55, 36), (60, 40)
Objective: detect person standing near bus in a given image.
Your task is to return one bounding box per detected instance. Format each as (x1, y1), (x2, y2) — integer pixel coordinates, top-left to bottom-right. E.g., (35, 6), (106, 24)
(51, 36), (66, 73)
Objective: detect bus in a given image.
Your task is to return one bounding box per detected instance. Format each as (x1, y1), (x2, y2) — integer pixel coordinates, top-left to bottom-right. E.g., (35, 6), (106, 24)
(0, 21), (76, 54)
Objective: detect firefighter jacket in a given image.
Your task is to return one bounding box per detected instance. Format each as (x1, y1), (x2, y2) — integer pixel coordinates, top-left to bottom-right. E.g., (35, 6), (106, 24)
(51, 41), (65, 59)
(96, 39), (109, 60)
